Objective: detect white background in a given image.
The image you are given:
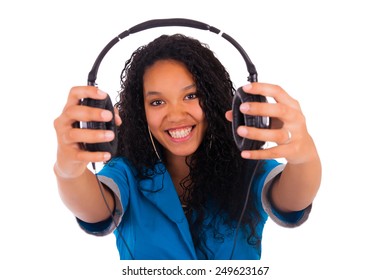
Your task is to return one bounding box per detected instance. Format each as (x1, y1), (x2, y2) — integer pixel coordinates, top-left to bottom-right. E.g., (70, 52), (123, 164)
(1, 0), (389, 279)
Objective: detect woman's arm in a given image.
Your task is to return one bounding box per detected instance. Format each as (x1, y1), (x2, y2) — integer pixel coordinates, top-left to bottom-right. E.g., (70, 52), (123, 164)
(53, 86), (120, 222)
(227, 82), (322, 212)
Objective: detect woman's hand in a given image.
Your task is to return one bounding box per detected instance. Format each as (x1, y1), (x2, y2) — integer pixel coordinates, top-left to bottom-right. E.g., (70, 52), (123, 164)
(226, 82), (318, 165)
(227, 82), (322, 212)
(53, 86), (121, 179)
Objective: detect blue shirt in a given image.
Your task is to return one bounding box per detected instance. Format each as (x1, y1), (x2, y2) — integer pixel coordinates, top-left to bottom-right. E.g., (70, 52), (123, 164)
(78, 157), (311, 260)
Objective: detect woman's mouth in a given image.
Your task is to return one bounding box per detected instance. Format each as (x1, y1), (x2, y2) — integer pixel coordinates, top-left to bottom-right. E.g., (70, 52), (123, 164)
(167, 126), (193, 139)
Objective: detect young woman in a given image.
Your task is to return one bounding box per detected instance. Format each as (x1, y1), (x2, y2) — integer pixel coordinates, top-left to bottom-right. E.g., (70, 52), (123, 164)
(53, 34), (321, 260)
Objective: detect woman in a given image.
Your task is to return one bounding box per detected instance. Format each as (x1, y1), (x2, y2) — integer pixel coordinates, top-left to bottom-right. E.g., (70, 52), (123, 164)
(53, 34), (321, 259)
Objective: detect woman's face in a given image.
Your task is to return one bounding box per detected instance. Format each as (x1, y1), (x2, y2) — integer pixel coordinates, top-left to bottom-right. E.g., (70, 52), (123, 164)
(143, 59), (207, 160)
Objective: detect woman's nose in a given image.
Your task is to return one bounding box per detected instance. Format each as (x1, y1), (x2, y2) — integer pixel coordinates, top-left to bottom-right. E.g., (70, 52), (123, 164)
(166, 102), (186, 120)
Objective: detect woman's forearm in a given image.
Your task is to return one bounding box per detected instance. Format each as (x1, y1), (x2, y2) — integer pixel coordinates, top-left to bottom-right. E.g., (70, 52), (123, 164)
(271, 155), (322, 212)
(54, 164), (115, 223)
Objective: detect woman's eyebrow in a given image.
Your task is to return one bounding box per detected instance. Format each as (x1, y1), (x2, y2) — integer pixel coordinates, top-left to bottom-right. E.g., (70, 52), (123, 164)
(144, 84), (196, 96)
(183, 84), (196, 91)
(144, 90), (161, 97)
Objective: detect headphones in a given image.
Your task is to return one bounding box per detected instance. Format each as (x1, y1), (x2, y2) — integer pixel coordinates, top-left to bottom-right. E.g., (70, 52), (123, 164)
(75, 18), (270, 155)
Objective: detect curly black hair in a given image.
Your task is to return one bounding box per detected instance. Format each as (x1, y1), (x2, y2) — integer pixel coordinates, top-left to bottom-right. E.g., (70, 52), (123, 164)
(116, 34), (265, 258)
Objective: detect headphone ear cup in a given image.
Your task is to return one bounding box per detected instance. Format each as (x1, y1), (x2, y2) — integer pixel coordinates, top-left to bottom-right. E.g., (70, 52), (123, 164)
(232, 87), (270, 151)
(79, 96), (118, 156)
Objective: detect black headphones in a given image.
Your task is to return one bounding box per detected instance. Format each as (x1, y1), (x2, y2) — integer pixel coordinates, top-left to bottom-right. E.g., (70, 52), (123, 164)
(76, 18), (270, 155)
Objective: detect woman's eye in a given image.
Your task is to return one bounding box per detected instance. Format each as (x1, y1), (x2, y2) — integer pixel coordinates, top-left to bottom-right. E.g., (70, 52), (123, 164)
(185, 93), (198, 100)
(151, 100), (164, 106)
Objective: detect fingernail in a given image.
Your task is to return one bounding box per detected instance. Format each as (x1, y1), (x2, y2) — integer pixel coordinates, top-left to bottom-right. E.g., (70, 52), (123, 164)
(103, 153), (111, 161)
(104, 131), (114, 140)
(240, 103), (250, 113)
(241, 151), (250, 158)
(237, 126), (248, 136)
(243, 84), (252, 91)
(101, 110), (112, 120)
(97, 89), (107, 96)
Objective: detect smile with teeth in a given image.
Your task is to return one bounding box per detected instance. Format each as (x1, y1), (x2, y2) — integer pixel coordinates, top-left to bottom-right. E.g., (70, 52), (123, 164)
(167, 126), (193, 139)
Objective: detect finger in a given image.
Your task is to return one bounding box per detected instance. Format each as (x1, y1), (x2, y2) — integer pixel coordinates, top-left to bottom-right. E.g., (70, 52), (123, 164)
(63, 128), (115, 145)
(64, 86), (108, 111)
(239, 102), (301, 124)
(114, 107), (122, 126)
(241, 144), (291, 160)
(59, 149), (112, 167)
(75, 149), (112, 163)
(61, 104), (114, 127)
(237, 126), (291, 145)
(242, 83), (300, 110)
(225, 110), (233, 122)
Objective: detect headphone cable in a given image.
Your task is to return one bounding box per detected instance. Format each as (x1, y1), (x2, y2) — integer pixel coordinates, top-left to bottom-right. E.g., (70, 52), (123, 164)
(92, 162), (135, 260)
(229, 159), (260, 259)
(93, 158), (259, 260)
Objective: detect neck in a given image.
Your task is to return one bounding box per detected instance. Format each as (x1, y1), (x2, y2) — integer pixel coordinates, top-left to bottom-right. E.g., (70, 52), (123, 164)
(165, 153), (191, 197)
(166, 154), (189, 179)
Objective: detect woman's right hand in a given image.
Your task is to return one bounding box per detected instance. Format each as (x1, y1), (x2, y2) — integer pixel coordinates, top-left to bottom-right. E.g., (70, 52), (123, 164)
(53, 86), (121, 179)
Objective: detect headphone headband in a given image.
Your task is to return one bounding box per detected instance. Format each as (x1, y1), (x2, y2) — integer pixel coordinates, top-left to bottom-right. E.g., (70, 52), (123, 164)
(81, 18), (268, 155)
(87, 18), (258, 85)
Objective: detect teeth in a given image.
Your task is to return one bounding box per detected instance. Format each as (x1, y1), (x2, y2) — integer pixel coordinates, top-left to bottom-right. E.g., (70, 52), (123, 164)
(168, 127), (192, 139)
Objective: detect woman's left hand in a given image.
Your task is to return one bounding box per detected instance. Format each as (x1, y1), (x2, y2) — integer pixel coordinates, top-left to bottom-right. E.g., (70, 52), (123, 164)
(226, 82), (318, 164)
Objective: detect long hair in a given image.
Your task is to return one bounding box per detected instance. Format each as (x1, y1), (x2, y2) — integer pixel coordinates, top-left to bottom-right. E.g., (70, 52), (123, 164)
(116, 34), (264, 257)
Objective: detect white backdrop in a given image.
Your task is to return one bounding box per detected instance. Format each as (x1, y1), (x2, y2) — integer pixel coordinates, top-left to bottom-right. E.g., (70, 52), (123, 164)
(1, 0), (389, 279)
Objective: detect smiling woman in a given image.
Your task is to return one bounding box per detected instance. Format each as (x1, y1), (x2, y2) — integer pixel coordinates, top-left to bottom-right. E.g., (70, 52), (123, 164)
(144, 60), (207, 160)
(53, 33), (321, 260)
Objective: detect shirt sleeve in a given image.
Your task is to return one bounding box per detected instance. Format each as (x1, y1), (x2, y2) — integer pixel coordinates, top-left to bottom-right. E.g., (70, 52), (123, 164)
(76, 157), (131, 236)
(260, 161), (312, 228)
